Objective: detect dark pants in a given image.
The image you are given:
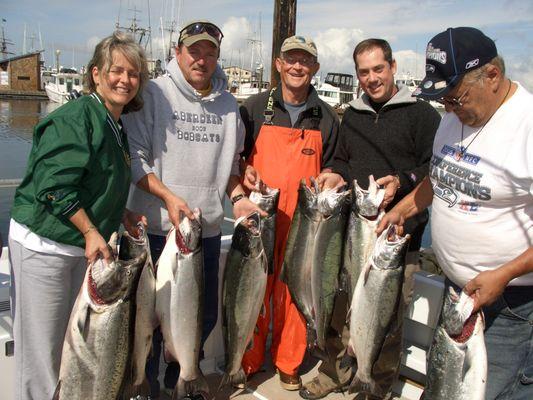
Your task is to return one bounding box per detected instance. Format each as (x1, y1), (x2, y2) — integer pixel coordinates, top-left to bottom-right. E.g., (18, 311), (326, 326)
(146, 233), (221, 396)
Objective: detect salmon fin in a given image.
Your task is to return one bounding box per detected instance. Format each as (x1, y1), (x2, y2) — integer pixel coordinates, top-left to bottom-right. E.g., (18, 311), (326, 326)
(76, 301), (90, 336)
(311, 346), (329, 361)
(174, 375), (209, 399)
(349, 374), (382, 397)
(218, 368), (246, 391)
(52, 381), (61, 400)
(306, 324), (318, 351)
(339, 352), (356, 370)
(362, 260), (372, 285)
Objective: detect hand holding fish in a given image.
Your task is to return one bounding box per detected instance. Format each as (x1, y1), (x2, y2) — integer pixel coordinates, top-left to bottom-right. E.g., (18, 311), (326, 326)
(316, 171), (345, 191)
(464, 269), (511, 312)
(165, 194), (196, 227)
(122, 208), (148, 238)
(84, 228), (112, 264)
(242, 164), (261, 192)
(376, 209), (405, 236)
(375, 174), (401, 209)
(233, 196), (267, 219)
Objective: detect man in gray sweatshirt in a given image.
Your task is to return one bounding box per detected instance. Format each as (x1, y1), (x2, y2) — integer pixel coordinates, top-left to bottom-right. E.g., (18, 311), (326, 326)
(122, 20), (259, 397)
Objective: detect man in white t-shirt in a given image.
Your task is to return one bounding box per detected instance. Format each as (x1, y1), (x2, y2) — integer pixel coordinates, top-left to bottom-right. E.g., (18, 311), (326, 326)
(379, 27), (532, 400)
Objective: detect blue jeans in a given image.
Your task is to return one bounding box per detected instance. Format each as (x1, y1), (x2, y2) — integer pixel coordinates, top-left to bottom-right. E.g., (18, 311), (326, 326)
(145, 233), (221, 395)
(483, 285), (533, 400)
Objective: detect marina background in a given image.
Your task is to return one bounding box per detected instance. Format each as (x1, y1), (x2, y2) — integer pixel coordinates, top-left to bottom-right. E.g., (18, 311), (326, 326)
(2, 0), (533, 91)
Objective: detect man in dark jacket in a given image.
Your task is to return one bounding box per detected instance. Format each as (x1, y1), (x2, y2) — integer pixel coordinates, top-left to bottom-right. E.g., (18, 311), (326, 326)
(300, 38), (440, 400)
(239, 35), (339, 391)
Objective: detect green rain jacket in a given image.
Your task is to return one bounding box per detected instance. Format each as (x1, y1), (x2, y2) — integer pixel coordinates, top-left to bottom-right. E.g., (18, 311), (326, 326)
(11, 93), (131, 248)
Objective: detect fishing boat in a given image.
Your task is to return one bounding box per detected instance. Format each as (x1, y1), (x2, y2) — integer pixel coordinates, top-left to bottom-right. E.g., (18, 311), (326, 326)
(316, 72), (358, 109)
(396, 74), (444, 110)
(44, 69), (84, 104)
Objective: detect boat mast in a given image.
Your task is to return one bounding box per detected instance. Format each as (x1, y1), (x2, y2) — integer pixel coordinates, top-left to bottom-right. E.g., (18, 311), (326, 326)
(0, 19), (14, 59)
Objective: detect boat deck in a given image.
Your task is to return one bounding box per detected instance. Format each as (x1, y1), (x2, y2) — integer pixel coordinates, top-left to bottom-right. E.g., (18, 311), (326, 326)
(159, 357), (405, 400)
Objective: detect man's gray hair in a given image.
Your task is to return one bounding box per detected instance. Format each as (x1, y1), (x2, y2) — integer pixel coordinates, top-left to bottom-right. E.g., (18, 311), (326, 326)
(463, 55), (506, 85)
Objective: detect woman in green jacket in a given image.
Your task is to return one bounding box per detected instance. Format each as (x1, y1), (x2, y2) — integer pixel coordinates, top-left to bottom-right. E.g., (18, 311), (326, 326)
(8, 31), (148, 400)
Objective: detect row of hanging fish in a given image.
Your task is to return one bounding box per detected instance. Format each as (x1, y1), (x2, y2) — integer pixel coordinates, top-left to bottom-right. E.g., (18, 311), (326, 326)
(52, 174), (487, 399)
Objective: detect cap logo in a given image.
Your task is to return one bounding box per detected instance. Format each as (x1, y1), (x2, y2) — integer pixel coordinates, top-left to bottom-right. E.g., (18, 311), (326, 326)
(423, 81), (434, 89)
(465, 59), (479, 69)
(426, 44), (447, 64)
(425, 64), (436, 73)
(435, 81), (447, 89)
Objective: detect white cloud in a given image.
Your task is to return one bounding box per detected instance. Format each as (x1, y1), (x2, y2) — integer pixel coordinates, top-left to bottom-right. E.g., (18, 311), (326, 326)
(507, 55), (533, 92)
(393, 50), (426, 79)
(219, 16), (270, 73)
(313, 28), (365, 77)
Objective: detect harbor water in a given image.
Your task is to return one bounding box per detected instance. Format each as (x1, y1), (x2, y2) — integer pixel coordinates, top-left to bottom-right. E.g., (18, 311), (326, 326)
(0, 97), (432, 247)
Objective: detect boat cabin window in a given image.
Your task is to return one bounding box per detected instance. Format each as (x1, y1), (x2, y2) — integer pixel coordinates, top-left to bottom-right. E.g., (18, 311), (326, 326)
(74, 79), (80, 85)
(59, 78), (65, 85)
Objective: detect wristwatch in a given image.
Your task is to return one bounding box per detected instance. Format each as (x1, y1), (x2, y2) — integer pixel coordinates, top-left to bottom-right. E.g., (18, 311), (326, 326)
(231, 193), (246, 205)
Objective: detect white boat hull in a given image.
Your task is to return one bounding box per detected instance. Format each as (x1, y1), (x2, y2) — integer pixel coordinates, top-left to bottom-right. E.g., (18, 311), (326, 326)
(45, 84), (69, 104)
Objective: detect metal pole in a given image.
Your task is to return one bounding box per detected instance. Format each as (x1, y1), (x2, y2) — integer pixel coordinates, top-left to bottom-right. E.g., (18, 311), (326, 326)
(270, 0), (296, 88)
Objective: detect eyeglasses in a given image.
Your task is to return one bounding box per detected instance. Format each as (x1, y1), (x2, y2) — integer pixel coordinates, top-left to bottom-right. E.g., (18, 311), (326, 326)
(281, 55), (316, 67)
(436, 83), (472, 107)
(178, 22), (224, 44)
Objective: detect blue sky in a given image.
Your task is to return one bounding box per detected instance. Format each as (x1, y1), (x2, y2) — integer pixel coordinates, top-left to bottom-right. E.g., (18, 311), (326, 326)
(2, 0), (533, 89)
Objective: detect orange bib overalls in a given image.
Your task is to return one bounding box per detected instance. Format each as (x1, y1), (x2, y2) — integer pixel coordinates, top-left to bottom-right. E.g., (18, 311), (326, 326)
(242, 117), (323, 375)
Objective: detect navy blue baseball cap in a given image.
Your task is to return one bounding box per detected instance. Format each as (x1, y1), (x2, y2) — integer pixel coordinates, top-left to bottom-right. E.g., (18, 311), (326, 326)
(414, 27), (497, 100)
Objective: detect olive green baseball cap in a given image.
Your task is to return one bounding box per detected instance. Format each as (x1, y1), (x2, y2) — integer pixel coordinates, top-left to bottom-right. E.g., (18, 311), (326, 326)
(280, 35), (318, 57)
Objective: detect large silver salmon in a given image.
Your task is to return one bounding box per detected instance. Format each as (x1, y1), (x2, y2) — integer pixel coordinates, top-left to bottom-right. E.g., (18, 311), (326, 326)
(341, 176), (385, 302)
(121, 224), (157, 395)
(283, 178), (349, 353)
(249, 182), (279, 274)
(422, 286), (487, 400)
(53, 232), (148, 400)
(155, 209), (208, 400)
(220, 212), (268, 389)
(348, 224), (410, 397)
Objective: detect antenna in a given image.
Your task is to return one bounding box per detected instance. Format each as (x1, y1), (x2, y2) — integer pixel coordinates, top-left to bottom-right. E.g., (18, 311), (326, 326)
(23, 23), (27, 54)
(147, 0), (153, 60)
(116, 0), (122, 30)
(38, 23), (43, 51)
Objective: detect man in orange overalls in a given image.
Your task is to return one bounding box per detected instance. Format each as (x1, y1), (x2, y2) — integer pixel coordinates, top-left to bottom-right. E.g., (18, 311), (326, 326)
(238, 35), (340, 391)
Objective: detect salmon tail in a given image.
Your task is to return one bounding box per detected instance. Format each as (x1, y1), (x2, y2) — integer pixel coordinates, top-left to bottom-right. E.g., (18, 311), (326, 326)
(218, 368), (247, 391)
(311, 345), (329, 361)
(306, 324), (318, 351)
(173, 375), (209, 399)
(349, 373), (382, 397)
(339, 351), (356, 370)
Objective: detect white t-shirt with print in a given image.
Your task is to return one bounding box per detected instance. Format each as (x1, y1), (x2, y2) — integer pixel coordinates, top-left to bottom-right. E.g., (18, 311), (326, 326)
(430, 82), (533, 287)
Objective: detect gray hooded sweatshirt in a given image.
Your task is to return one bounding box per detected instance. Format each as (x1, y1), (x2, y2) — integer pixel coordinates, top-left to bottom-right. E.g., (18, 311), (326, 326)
(123, 58), (244, 237)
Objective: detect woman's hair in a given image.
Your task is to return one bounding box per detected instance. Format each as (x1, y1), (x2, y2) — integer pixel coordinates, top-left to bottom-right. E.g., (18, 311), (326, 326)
(85, 31), (149, 113)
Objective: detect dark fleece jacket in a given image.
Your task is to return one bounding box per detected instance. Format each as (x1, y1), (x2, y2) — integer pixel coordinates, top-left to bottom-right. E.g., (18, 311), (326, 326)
(331, 85), (441, 250)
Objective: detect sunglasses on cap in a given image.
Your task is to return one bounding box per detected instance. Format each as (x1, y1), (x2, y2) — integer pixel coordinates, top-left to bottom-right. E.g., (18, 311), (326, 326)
(178, 22), (224, 44)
